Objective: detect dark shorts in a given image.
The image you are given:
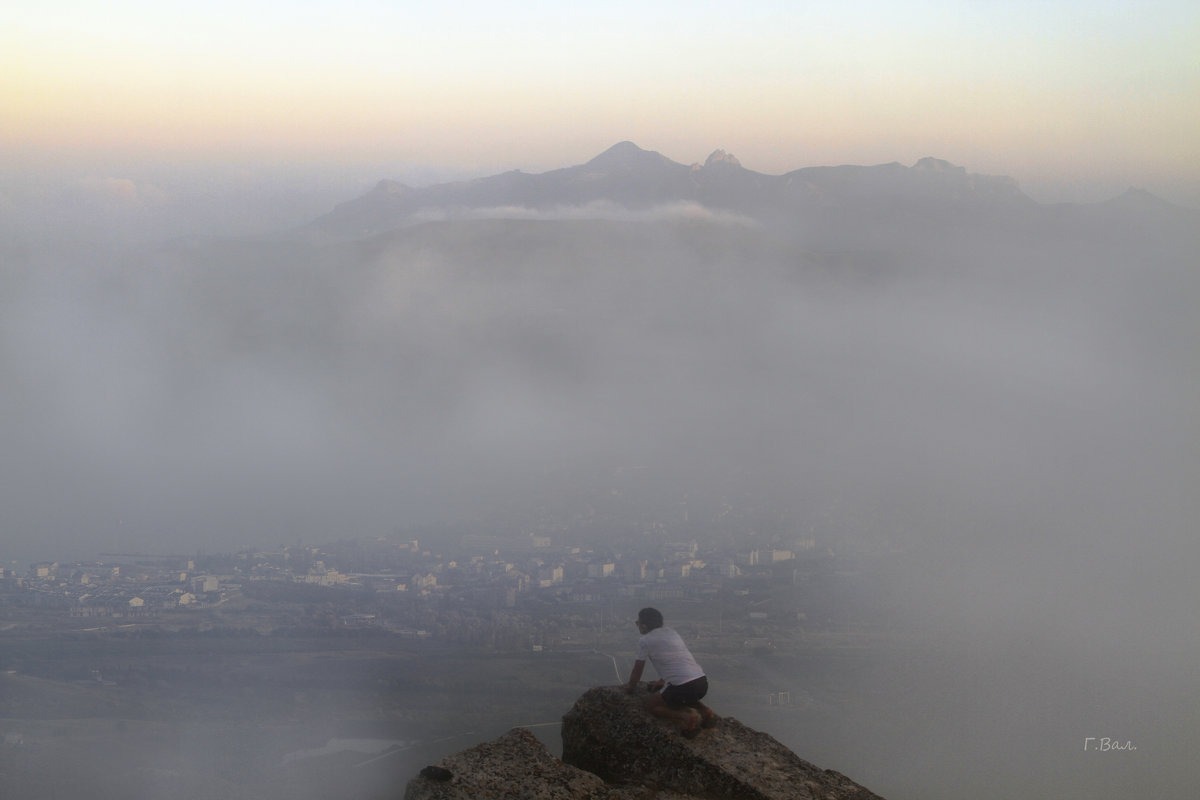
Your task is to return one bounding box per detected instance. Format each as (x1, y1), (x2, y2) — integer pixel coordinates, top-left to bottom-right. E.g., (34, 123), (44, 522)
(661, 675), (708, 709)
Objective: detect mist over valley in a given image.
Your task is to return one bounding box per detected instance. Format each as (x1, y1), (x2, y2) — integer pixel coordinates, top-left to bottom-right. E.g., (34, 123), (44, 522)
(2, 143), (1197, 799)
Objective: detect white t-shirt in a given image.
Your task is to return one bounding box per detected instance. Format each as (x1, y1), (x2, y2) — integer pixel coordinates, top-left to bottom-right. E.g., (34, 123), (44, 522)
(635, 626), (705, 687)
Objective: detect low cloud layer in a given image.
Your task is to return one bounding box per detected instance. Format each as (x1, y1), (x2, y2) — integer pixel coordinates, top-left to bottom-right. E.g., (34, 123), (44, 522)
(406, 200), (762, 227)
(3, 182), (1198, 798)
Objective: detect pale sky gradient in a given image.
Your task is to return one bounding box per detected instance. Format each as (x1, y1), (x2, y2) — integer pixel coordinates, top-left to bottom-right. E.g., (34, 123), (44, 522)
(3, 0), (1199, 205)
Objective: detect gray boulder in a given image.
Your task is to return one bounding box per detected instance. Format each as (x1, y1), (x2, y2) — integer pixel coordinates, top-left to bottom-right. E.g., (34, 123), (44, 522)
(404, 686), (885, 800)
(403, 727), (612, 800)
(562, 686), (884, 800)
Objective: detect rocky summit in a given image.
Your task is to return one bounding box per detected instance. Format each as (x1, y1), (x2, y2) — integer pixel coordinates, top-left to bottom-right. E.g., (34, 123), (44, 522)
(404, 685), (885, 800)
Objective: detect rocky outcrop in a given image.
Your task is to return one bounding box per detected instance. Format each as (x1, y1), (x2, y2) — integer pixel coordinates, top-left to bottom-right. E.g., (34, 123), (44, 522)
(401, 727), (613, 800)
(562, 686), (883, 799)
(404, 686), (885, 800)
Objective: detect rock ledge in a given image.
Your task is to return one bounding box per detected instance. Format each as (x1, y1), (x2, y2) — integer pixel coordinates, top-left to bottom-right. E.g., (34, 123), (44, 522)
(405, 685), (885, 800)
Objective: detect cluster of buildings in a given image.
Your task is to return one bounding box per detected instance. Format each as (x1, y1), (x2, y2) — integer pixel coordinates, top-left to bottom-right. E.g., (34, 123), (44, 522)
(2, 531), (845, 629)
(1, 555), (222, 617)
(284, 532), (827, 609)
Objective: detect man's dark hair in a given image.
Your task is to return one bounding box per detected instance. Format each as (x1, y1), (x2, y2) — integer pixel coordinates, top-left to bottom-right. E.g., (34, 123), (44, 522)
(637, 607), (664, 630)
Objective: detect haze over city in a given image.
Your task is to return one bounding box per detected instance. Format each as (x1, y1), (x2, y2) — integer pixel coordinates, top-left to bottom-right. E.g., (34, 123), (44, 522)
(3, 3), (1199, 800)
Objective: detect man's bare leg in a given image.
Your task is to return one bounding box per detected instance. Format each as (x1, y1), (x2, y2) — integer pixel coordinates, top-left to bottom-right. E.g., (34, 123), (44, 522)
(643, 693), (701, 730)
(690, 701), (718, 727)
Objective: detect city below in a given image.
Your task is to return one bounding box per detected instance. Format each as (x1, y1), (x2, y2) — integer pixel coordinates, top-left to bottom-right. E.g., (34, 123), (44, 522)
(2, 525), (898, 652)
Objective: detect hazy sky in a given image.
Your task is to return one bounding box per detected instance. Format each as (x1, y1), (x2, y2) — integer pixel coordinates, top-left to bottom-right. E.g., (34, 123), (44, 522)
(4, 0), (1198, 205)
(4, 10), (1199, 794)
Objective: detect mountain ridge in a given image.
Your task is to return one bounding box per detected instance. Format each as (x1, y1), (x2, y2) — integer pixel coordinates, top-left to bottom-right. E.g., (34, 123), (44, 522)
(309, 142), (1044, 240)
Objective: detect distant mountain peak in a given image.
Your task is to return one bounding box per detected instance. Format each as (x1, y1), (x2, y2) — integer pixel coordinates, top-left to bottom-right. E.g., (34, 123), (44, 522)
(603, 140), (642, 155)
(1100, 186), (1184, 215)
(704, 149), (742, 168)
(912, 157), (964, 174)
(585, 141), (667, 168)
(370, 179), (410, 195)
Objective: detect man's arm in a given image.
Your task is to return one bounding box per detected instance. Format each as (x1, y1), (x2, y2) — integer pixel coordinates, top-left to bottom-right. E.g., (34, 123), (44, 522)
(625, 659), (645, 693)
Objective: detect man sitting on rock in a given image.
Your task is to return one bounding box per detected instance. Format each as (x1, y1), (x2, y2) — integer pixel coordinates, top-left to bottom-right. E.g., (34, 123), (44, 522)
(624, 607), (717, 736)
